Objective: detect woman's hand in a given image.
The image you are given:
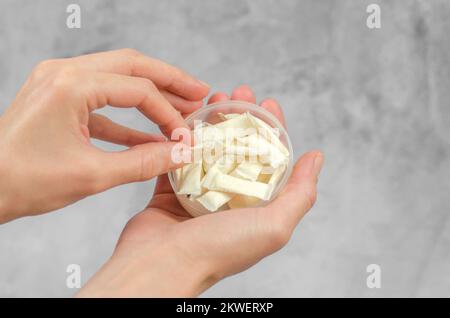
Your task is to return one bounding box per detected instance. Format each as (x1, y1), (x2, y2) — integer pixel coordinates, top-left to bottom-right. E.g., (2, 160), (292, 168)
(0, 49), (209, 224)
(78, 85), (323, 297)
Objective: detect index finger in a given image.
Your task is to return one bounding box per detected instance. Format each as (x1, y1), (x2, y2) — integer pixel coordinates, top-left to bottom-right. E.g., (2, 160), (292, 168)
(259, 98), (286, 128)
(77, 71), (187, 136)
(69, 49), (210, 101)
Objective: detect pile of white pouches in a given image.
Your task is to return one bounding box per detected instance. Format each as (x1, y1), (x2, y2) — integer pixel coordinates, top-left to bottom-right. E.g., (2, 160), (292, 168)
(174, 112), (289, 212)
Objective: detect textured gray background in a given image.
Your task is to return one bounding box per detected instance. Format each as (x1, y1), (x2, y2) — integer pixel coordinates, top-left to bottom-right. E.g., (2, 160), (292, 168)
(0, 0), (449, 297)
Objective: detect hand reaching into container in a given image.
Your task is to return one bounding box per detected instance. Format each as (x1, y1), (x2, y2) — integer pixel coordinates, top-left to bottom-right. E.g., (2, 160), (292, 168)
(0, 49), (209, 224)
(78, 85), (323, 297)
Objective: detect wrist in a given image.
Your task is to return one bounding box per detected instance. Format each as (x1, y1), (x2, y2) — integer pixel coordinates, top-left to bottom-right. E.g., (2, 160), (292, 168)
(0, 166), (14, 224)
(0, 160), (22, 224)
(0, 195), (8, 224)
(0, 190), (17, 224)
(77, 240), (217, 297)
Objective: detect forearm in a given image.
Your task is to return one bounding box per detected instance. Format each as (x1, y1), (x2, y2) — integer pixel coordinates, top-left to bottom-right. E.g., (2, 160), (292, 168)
(76, 241), (217, 297)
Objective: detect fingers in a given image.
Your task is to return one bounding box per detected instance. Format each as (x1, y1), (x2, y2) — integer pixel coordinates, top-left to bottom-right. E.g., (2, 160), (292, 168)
(208, 92), (229, 104)
(208, 85), (257, 105)
(207, 87), (286, 128)
(147, 175), (194, 217)
(160, 90), (203, 114)
(265, 151), (323, 233)
(80, 71), (187, 136)
(88, 113), (165, 147)
(205, 92), (230, 123)
(260, 98), (286, 128)
(95, 141), (185, 189)
(153, 174), (175, 196)
(231, 86), (285, 127)
(70, 49), (209, 101)
(207, 85), (256, 117)
(231, 84), (256, 103)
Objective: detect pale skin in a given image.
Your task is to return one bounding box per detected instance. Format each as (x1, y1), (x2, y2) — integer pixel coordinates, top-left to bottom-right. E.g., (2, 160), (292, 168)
(0, 49), (323, 297)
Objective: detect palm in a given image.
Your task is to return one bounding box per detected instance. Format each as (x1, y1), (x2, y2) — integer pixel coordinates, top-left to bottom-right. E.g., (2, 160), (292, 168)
(116, 174), (254, 251)
(116, 174), (273, 278)
(117, 180), (188, 248)
(114, 89), (320, 280)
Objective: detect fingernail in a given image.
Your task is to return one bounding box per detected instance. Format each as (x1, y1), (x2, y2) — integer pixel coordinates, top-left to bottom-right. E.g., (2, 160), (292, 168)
(313, 152), (324, 178)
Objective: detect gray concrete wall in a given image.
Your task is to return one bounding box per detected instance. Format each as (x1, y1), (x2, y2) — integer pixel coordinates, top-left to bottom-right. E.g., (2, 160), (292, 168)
(0, 0), (449, 297)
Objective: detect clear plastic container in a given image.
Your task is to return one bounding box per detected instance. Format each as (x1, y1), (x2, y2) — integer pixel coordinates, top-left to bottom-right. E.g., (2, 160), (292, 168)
(168, 100), (293, 217)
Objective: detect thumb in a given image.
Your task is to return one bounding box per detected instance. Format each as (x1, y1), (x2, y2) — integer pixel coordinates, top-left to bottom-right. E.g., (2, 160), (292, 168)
(97, 141), (185, 189)
(265, 150), (324, 230)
